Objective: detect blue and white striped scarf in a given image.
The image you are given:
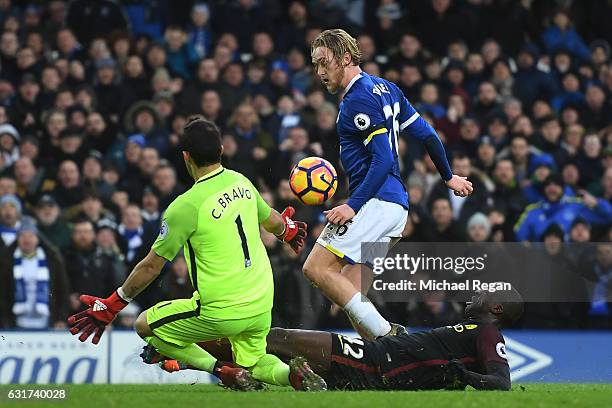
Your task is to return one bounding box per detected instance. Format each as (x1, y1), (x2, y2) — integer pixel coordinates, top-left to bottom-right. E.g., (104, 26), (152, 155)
(0, 224), (18, 247)
(118, 225), (143, 263)
(12, 247), (50, 317)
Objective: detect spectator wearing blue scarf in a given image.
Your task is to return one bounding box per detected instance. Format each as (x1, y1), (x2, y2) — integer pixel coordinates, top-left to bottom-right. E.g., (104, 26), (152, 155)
(0, 218), (69, 329)
(188, 4), (212, 59)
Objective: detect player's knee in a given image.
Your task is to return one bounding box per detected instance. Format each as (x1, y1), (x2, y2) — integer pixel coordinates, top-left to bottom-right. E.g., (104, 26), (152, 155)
(134, 311), (153, 338)
(302, 258), (323, 283)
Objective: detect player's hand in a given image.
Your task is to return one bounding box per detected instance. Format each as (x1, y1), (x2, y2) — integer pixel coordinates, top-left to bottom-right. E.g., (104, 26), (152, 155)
(67, 291), (128, 344)
(446, 358), (467, 382)
(445, 175), (473, 197)
(324, 203), (355, 226)
(276, 206), (308, 254)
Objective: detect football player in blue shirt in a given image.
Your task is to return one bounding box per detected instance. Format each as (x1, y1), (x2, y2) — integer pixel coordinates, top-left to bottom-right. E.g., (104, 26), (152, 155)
(304, 29), (473, 339)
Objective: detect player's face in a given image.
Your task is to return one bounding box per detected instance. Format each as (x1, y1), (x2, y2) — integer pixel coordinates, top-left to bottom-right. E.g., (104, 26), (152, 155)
(464, 290), (489, 318)
(312, 46), (345, 95)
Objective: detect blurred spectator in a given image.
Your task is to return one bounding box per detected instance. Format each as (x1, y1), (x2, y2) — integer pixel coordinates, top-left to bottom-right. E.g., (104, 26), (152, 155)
(164, 254), (193, 300)
(541, 9), (590, 62)
(491, 158), (528, 229)
(34, 194), (71, 251)
(118, 203), (145, 266)
(513, 43), (558, 109)
(514, 174), (612, 242)
(427, 153), (488, 227)
(164, 25), (198, 80)
(0, 193), (21, 246)
(423, 197), (465, 242)
(466, 212), (491, 242)
(0, 1), (608, 330)
(0, 123), (19, 169)
(66, 0), (128, 47)
(188, 4), (212, 59)
(0, 219), (69, 329)
(52, 160), (84, 209)
(64, 218), (124, 312)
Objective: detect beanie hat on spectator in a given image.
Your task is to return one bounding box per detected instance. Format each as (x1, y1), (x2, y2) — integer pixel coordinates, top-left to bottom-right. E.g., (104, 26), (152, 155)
(153, 90), (174, 104)
(87, 149), (103, 162)
(543, 223), (565, 241)
(407, 173), (425, 191)
(127, 133), (146, 148)
(271, 60), (290, 75)
(467, 212), (491, 237)
(479, 135), (494, 147)
(37, 194), (58, 208)
(18, 216), (38, 235)
(96, 217), (118, 233)
(124, 101), (161, 134)
(0, 123), (20, 143)
(193, 3), (210, 16)
(0, 194), (22, 214)
(529, 153), (556, 176)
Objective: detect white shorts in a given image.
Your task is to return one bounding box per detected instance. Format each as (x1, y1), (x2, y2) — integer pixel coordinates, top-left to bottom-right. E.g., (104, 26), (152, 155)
(316, 198), (408, 266)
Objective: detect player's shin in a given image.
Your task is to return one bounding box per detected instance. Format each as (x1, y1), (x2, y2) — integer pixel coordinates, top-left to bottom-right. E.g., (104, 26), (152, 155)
(250, 354), (291, 386)
(343, 292), (392, 339)
(144, 336), (217, 373)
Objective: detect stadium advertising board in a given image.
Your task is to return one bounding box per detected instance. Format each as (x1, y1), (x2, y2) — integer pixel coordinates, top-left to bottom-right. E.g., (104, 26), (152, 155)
(1, 330), (611, 384)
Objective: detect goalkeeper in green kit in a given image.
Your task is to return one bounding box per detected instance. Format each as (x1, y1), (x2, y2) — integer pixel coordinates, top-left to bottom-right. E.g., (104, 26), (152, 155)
(67, 117), (326, 391)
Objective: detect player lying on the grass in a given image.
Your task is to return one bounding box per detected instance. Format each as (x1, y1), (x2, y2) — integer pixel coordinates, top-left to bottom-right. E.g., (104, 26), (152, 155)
(67, 117), (326, 391)
(144, 288), (522, 391)
(305, 29), (474, 340)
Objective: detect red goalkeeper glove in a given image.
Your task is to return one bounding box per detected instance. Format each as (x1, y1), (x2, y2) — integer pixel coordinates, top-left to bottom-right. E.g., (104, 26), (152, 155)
(275, 206), (307, 254)
(67, 290), (129, 344)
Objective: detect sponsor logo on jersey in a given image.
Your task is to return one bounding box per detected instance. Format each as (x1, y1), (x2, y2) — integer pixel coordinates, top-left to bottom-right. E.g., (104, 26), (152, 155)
(496, 342), (507, 359)
(353, 113), (370, 130)
(158, 220), (168, 240)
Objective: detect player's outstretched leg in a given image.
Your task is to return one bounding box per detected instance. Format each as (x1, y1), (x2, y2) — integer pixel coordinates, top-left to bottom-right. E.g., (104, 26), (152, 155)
(341, 263), (407, 338)
(135, 310), (263, 391)
(303, 244), (392, 339)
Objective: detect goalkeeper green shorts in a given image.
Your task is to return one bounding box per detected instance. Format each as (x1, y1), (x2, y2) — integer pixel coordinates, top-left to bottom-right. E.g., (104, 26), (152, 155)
(146, 292), (270, 367)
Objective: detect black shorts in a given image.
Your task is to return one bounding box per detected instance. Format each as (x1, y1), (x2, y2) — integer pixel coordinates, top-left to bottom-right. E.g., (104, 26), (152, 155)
(325, 333), (386, 390)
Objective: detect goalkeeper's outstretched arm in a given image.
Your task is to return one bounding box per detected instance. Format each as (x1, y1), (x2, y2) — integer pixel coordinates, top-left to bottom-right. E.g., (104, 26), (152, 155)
(121, 249), (167, 299)
(261, 206), (308, 254)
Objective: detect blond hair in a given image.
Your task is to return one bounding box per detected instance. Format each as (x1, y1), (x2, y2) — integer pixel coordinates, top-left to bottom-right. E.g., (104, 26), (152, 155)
(311, 29), (361, 66)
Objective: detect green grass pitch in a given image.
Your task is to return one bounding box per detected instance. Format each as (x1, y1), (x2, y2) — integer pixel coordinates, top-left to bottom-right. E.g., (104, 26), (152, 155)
(1, 383), (611, 407)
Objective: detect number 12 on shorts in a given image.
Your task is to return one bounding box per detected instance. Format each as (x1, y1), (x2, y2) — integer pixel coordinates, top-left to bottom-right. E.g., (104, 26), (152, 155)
(339, 335), (365, 359)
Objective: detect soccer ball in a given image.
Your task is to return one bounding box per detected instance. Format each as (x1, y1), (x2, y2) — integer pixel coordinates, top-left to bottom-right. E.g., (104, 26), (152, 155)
(289, 157), (338, 205)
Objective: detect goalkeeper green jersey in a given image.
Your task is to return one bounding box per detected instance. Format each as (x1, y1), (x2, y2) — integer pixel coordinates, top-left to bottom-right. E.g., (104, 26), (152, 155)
(152, 166), (273, 319)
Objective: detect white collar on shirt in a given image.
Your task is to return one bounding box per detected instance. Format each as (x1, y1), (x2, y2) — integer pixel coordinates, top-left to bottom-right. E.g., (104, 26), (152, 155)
(344, 72), (363, 94)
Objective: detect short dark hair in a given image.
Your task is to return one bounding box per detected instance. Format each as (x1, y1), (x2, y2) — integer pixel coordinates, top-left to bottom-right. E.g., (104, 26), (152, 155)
(179, 116), (222, 166)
